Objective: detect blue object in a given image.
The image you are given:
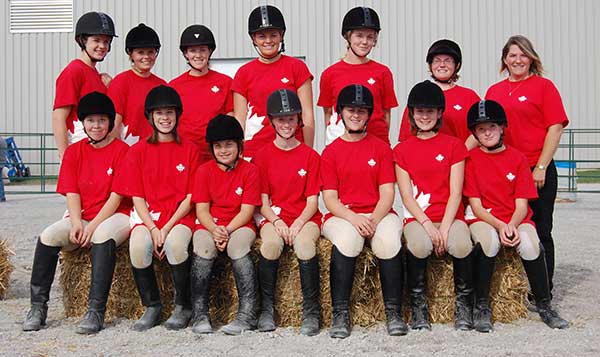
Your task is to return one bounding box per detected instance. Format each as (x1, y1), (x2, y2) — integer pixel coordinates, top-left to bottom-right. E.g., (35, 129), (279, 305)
(3, 136), (30, 182)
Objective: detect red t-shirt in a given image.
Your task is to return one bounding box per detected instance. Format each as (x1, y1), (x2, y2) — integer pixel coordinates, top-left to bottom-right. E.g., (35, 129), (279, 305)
(393, 133), (468, 223)
(231, 55), (313, 159)
(53, 59), (107, 144)
(115, 140), (199, 230)
(107, 70), (166, 146)
(57, 139), (131, 221)
(320, 134), (395, 221)
(191, 160), (261, 231)
(169, 69), (234, 161)
(485, 75), (569, 166)
(399, 85), (480, 142)
(253, 142), (322, 227)
(463, 145), (538, 225)
(318, 60), (398, 145)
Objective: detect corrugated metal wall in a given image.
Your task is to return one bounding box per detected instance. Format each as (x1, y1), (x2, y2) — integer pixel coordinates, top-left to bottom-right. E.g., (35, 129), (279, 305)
(1, 0), (598, 154)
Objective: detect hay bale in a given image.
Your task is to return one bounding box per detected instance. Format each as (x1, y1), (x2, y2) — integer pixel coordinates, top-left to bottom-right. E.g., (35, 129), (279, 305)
(0, 239), (14, 299)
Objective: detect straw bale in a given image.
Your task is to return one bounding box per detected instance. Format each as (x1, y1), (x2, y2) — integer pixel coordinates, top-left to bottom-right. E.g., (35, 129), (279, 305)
(0, 239), (14, 299)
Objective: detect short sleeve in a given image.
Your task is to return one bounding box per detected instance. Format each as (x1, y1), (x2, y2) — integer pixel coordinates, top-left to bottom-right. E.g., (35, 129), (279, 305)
(54, 66), (82, 109)
(107, 75), (127, 116)
(191, 166), (211, 203)
(110, 143), (129, 193)
(542, 80), (569, 128)
(450, 139), (469, 165)
(305, 150), (321, 196)
(398, 107), (411, 142)
(381, 68), (399, 109)
(116, 146), (144, 198)
(231, 64), (249, 98)
(242, 164), (262, 206)
(252, 151), (270, 195)
(317, 69), (333, 108)
(56, 145), (79, 195)
(378, 146), (396, 185)
(392, 143), (407, 170)
(294, 60), (313, 89)
(515, 156), (538, 200)
(462, 157), (480, 198)
(319, 147), (338, 190)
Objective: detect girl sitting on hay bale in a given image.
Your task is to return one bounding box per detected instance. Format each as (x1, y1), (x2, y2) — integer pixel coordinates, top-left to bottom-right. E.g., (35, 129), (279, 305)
(463, 99), (568, 331)
(23, 92), (131, 334)
(394, 81), (473, 331)
(116, 85), (199, 332)
(321, 84), (404, 338)
(190, 114), (261, 335)
(252, 89), (322, 336)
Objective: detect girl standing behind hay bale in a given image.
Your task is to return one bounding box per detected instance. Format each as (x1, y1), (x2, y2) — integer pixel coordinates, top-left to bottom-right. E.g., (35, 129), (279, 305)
(190, 115), (261, 336)
(252, 89), (322, 336)
(116, 85), (199, 332)
(463, 99), (568, 331)
(23, 93), (131, 333)
(320, 84), (404, 339)
(394, 81), (473, 331)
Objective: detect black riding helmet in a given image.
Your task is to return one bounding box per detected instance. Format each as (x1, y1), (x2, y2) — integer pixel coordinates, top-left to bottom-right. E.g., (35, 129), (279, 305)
(75, 12), (117, 53)
(336, 84), (374, 116)
(248, 5), (286, 58)
(267, 89), (302, 117)
(144, 85), (183, 119)
(206, 114), (244, 142)
(77, 92), (116, 130)
(180, 24), (216, 52)
(77, 92), (116, 144)
(407, 80), (445, 110)
(426, 39), (462, 82)
(467, 100), (508, 131)
(341, 7), (381, 36)
(125, 23), (160, 53)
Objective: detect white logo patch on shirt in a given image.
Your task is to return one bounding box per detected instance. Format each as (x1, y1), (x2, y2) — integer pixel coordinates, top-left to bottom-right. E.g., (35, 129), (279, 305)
(367, 77), (376, 85)
(281, 77), (289, 84)
(518, 96), (527, 102)
(176, 163), (185, 172)
(298, 168), (307, 177)
(506, 172), (516, 181)
(106, 167), (113, 176)
(211, 85), (220, 93)
(235, 187), (243, 196)
(435, 154), (445, 162)
(453, 104), (462, 111)
(368, 159), (376, 167)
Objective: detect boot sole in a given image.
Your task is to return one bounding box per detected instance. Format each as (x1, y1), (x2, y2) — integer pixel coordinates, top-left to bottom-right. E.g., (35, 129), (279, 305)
(75, 327), (102, 335)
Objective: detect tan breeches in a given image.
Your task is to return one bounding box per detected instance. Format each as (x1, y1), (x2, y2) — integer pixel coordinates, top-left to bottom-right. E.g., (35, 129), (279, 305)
(403, 220), (473, 259)
(192, 227), (256, 260)
(259, 221), (321, 260)
(322, 213), (402, 259)
(469, 221), (541, 261)
(129, 224), (192, 268)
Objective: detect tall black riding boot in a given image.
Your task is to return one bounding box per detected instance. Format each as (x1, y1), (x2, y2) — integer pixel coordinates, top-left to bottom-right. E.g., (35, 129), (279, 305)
(453, 249), (475, 331)
(299, 256), (320, 336)
(221, 254), (258, 335)
(190, 254), (214, 334)
(406, 251), (430, 330)
(379, 251), (408, 336)
(329, 246), (356, 339)
(76, 240), (117, 334)
(131, 265), (162, 331)
(23, 238), (60, 331)
(257, 255), (279, 332)
(472, 244), (495, 333)
(522, 244), (568, 329)
(164, 258), (193, 330)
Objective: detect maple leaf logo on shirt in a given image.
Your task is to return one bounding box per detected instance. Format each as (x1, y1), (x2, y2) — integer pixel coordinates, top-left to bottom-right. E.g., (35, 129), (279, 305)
(435, 154), (445, 162)
(367, 77), (376, 85)
(368, 159), (376, 167)
(281, 77), (290, 84)
(121, 124), (140, 146)
(298, 168), (307, 177)
(325, 111), (345, 145)
(518, 96), (527, 102)
(464, 204), (492, 221)
(235, 187), (243, 196)
(68, 120), (87, 145)
(245, 103), (265, 141)
(130, 206), (161, 228)
(106, 167), (113, 176)
(402, 182), (431, 219)
(506, 172), (516, 181)
(211, 85), (220, 93)
(453, 104), (462, 111)
(176, 164), (185, 172)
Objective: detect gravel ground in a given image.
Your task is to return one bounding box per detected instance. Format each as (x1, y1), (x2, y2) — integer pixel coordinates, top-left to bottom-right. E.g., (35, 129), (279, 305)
(0, 191), (599, 356)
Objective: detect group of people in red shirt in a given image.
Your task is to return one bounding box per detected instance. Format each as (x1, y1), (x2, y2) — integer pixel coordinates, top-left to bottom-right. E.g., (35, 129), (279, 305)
(23, 5), (569, 339)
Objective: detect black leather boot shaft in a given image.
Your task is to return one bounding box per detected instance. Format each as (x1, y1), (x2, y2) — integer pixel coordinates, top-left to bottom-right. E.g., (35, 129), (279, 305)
(406, 250), (430, 330)
(87, 240), (117, 312)
(258, 255), (279, 332)
(453, 250), (474, 331)
(472, 244), (495, 332)
(329, 245), (356, 338)
(221, 254), (258, 335)
(299, 256), (320, 336)
(29, 238), (61, 306)
(131, 265), (161, 308)
(379, 251), (408, 336)
(170, 258), (192, 309)
(190, 254), (214, 334)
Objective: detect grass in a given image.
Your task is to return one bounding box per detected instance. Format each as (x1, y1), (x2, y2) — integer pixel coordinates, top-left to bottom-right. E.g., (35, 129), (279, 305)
(576, 169), (600, 184)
